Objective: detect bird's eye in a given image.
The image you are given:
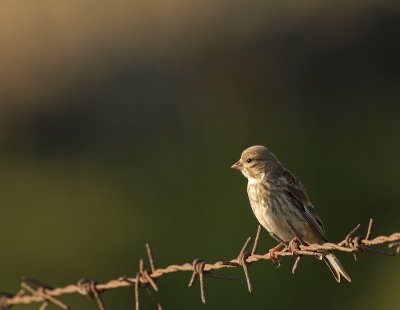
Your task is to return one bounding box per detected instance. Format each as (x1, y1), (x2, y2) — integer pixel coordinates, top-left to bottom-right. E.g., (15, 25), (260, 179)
(247, 158), (252, 163)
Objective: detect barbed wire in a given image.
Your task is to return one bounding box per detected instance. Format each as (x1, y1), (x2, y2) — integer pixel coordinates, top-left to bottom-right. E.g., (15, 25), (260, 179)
(0, 219), (399, 309)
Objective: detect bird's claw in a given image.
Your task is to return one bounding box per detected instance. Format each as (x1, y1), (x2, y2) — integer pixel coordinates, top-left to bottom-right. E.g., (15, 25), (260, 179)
(288, 237), (301, 253)
(268, 243), (284, 267)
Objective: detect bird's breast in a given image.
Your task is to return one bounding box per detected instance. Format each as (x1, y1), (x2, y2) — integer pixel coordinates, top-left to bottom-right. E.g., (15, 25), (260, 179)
(247, 182), (271, 212)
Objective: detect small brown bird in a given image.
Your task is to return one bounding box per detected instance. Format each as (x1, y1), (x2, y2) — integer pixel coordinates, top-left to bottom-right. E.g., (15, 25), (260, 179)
(231, 145), (351, 282)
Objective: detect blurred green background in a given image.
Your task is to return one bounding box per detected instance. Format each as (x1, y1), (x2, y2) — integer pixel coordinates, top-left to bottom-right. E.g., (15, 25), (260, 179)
(1, 0), (399, 309)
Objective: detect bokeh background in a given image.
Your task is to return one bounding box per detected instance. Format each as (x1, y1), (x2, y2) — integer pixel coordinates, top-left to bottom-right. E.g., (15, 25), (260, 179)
(1, 1), (399, 309)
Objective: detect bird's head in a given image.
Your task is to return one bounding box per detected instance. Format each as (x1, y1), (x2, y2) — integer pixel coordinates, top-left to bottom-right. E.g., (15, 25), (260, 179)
(231, 145), (280, 181)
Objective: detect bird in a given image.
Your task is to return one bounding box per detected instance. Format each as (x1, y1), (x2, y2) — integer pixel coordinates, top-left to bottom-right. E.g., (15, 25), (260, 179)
(231, 145), (351, 282)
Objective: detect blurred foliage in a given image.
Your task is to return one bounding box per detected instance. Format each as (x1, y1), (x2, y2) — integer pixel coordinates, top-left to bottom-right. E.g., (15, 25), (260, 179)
(0, 1), (399, 309)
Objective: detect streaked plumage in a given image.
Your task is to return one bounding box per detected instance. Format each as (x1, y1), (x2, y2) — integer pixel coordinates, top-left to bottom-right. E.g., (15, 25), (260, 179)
(232, 145), (351, 282)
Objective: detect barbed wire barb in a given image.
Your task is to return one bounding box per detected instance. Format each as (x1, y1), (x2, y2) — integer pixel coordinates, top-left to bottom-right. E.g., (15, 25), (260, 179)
(0, 219), (399, 309)
(365, 218), (374, 240)
(134, 272), (140, 310)
(291, 256), (302, 274)
(21, 277), (68, 309)
(76, 279), (106, 310)
(236, 236), (253, 293)
(251, 225), (262, 255)
(187, 259), (207, 304)
(145, 243), (156, 274)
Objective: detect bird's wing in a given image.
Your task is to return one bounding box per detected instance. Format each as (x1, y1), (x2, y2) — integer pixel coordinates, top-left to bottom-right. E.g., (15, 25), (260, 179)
(283, 170), (327, 243)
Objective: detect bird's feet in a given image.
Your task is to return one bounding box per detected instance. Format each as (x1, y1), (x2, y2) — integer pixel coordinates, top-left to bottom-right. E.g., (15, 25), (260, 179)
(268, 243), (284, 267)
(287, 237), (302, 253)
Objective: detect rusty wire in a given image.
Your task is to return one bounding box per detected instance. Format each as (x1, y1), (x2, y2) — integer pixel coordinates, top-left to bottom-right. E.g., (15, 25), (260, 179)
(0, 219), (399, 310)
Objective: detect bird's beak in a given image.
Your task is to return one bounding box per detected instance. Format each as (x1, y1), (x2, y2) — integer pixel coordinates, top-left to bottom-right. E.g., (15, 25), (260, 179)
(231, 160), (243, 170)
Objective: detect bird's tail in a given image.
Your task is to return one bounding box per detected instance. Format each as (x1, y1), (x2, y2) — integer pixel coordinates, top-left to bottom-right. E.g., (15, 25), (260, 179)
(323, 253), (351, 283)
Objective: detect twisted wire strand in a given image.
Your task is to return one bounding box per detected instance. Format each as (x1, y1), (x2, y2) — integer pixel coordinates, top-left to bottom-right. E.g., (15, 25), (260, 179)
(1, 220), (399, 309)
